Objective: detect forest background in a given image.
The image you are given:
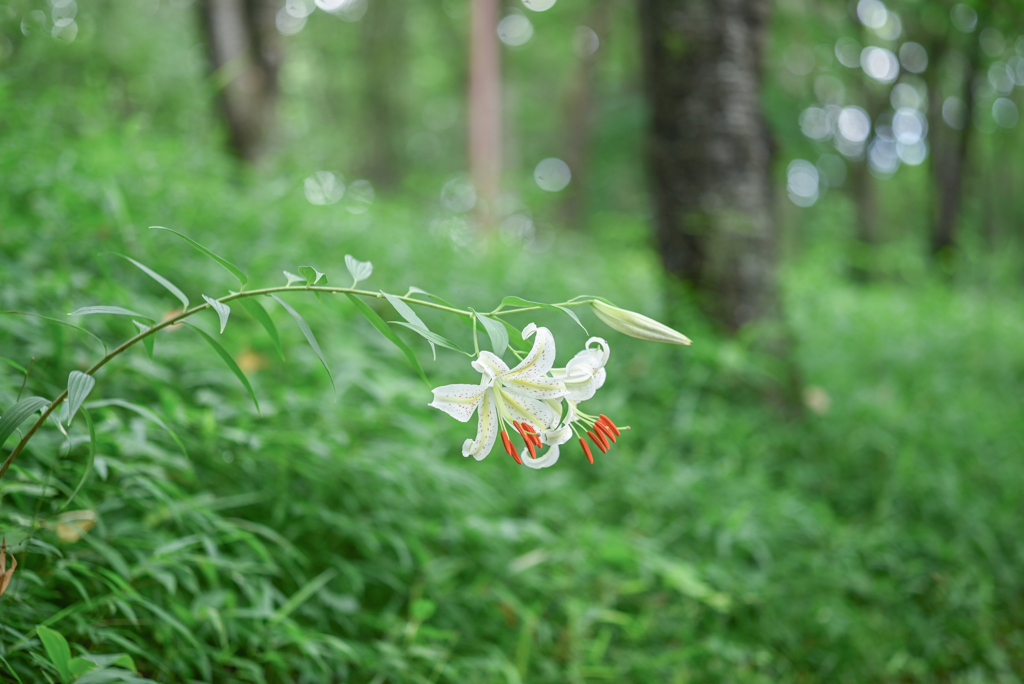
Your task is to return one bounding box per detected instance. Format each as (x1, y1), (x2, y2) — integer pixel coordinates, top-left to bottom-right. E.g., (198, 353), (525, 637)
(1, 0), (1024, 681)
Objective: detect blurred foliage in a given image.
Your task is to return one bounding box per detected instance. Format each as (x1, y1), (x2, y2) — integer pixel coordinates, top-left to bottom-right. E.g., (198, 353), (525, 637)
(1, 0), (1024, 682)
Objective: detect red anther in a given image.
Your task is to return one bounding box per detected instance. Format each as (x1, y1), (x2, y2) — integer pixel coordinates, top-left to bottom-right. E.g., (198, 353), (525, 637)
(531, 433), (543, 448)
(587, 430), (608, 454)
(593, 424), (611, 450)
(599, 415), (621, 437)
(595, 421), (616, 444)
(514, 422), (537, 459)
(522, 423), (537, 434)
(579, 437), (594, 464)
(512, 449), (523, 465)
(501, 430), (515, 456)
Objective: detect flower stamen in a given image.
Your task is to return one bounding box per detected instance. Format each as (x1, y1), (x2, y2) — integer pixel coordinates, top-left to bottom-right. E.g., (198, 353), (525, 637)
(587, 430), (608, 454)
(578, 437), (594, 464)
(598, 415), (621, 437)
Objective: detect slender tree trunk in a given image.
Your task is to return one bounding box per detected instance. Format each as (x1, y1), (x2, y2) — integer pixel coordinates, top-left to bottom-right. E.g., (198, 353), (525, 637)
(468, 0), (502, 224)
(637, 0), (776, 333)
(200, 0), (281, 163)
(848, 157), (877, 282)
(561, 0), (613, 230)
(359, 0), (406, 189)
(929, 41), (980, 260)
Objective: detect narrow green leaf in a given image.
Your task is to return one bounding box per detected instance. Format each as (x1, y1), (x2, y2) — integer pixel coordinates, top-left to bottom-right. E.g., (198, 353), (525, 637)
(270, 295), (334, 390)
(298, 266), (327, 286)
(0, 396), (50, 447)
(66, 371), (96, 427)
(0, 357), (28, 374)
(37, 625), (73, 683)
(382, 291), (435, 358)
(404, 286), (457, 309)
(186, 324), (260, 414)
(344, 255), (373, 284)
(114, 254), (189, 309)
(132, 321), (155, 360)
(498, 296), (587, 333)
(283, 270), (304, 286)
(68, 306), (153, 320)
(150, 226), (248, 288)
(474, 312), (508, 358)
(389, 322), (469, 356)
(59, 408), (95, 513)
(85, 399), (186, 455)
(238, 297), (284, 360)
(2, 312), (108, 355)
(268, 569), (337, 629)
(500, 319), (532, 353)
(202, 295), (231, 334)
(346, 294), (429, 386)
(0, 653), (24, 683)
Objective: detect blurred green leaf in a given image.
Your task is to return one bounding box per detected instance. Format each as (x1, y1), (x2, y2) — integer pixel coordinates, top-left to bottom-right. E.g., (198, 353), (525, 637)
(186, 324), (259, 414)
(345, 294), (428, 386)
(132, 321), (155, 360)
(498, 296), (587, 333)
(59, 407), (95, 513)
(268, 569), (337, 629)
(37, 625), (72, 683)
(389, 322), (468, 356)
(2, 312), (108, 355)
(67, 307), (153, 320)
(382, 291), (436, 358)
(237, 297), (284, 360)
(85, 399), (186, 455)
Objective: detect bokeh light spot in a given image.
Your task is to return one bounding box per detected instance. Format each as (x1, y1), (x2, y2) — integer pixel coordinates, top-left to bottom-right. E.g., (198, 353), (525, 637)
(898, 42), (928, 73)
(835, 37), (862, 68)
(573, 26), (599, 57)
(950, 4), (977, 33)
(942, 96), (967, 130)
(856, 0), (887, 29)
(787, 160), (820, 207)
(522, 0), (556, 11)
(498, 13), (533, 47)
(533, 158), (571, 192)
(784, 45), (815, 76)
(441, 177), (477, 213)
(304, 171), (345, 205)
(980, 28), (1005, 57)
(992, 98), (1019, 128)
(277, 7), (307, 35)
(346, 180), (375, 214)
(837, 106), (871, 143)
(861, 46), (900, 83)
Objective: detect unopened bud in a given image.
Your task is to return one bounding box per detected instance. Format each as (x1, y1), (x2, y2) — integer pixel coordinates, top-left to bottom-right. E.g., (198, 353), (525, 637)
(591, 301), (691, 346)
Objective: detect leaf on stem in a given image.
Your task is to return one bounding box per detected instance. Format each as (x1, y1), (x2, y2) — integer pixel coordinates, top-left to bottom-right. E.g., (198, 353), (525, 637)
(202, 295), (231, 334)
(238, 297), (284, 361)
(283, 271), (305, 286)
(150, 226), (249, 289)
(498, 296), (587, 333)
(2, 312), (108, 355)
(270, 295), (334, 390)
(298, 266), (327, 287)
(0, 396), (50, 448)
(381, 292), (436, 359)
(345, 294), (428, 386)
(499, 319), (532, 353)
(344, 255), (372, 284)
(0, 357), (27, 374)
(186, 324), (260, 414)
(66, 371), (96, 427)
(85, 399), (186, 455)
(473, 311), (508, 358)
(68, 306), (153, 320)
(114, 254), (189, 309)
(132, 321), (155, 360)
(389, 322), (468, 356)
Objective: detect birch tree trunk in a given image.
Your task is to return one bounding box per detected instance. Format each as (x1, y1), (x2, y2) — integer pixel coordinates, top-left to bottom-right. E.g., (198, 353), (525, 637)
(637, 0), (777, 333)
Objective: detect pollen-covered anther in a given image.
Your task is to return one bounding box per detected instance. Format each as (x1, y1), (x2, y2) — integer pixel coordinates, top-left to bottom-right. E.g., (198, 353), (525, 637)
(579, 437), (594, 464)
(587, 430), (609, 454)
(501, 430), (514, 456)
(513, 421), (538, 459)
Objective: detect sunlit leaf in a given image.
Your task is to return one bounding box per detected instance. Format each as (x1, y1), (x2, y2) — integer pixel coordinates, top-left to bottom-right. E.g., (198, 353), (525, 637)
(237, 297), (284, 360)
(345, 294), (428, 386)
(66, 371), (96, 427)
(202, 295), (231, 334)
(474, 312), (508, 358)
(150, 226), (249, 288)
(114, 254), (189, 309)
(382, 291), (436, 358)
(344, 255), (373, 284)
(186, 323), (260, 413)
(0, 396), (50, 448)
(54, 509), (97, 543)
(270, 295), (334, 390)
(498, 296), (587, 333)
(68, 306), (153, 320)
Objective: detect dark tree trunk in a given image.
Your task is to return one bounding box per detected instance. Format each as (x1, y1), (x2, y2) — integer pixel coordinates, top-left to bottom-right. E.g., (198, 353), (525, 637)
(848, 154), (877, 282)
(359, 0), (406, 189)
(200, 0), (281, 163)
(561, 0), (612, 230)
(638, 0), (777, 333)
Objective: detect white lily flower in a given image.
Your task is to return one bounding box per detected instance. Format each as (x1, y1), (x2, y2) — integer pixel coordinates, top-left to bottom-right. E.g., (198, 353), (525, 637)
(429, 324), (567, 461)
(519, 422), (573, 469)
(549, 337), (610, 402)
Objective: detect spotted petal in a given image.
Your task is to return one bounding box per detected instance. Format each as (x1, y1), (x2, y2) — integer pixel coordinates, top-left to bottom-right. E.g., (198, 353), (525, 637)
(462, 388), (498, 460)
(429, 382), (487, 423)
(502, 324), (559, 383)
(497, 387), (562, 431)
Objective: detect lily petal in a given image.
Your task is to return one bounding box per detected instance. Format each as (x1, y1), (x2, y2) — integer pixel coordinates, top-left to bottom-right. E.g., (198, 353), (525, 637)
(462, 388), (498, 460)
(472, 351), (510, 380)
(502, 324), (559, 383)
(498, 388), (562, 431)
(429, 383), (487, 423)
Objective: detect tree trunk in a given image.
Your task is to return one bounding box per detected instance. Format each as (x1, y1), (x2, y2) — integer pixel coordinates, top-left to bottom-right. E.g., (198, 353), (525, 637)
(637, 0), (776, 333)
(561, 0), (613, 230)
(199, 0), (281, 163)
(468, 0), (502, 224)
(359, 0), (406, 189)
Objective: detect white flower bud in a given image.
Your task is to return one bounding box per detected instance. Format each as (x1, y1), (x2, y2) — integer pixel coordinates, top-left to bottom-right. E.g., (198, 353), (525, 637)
(591, 301), (691, 346)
